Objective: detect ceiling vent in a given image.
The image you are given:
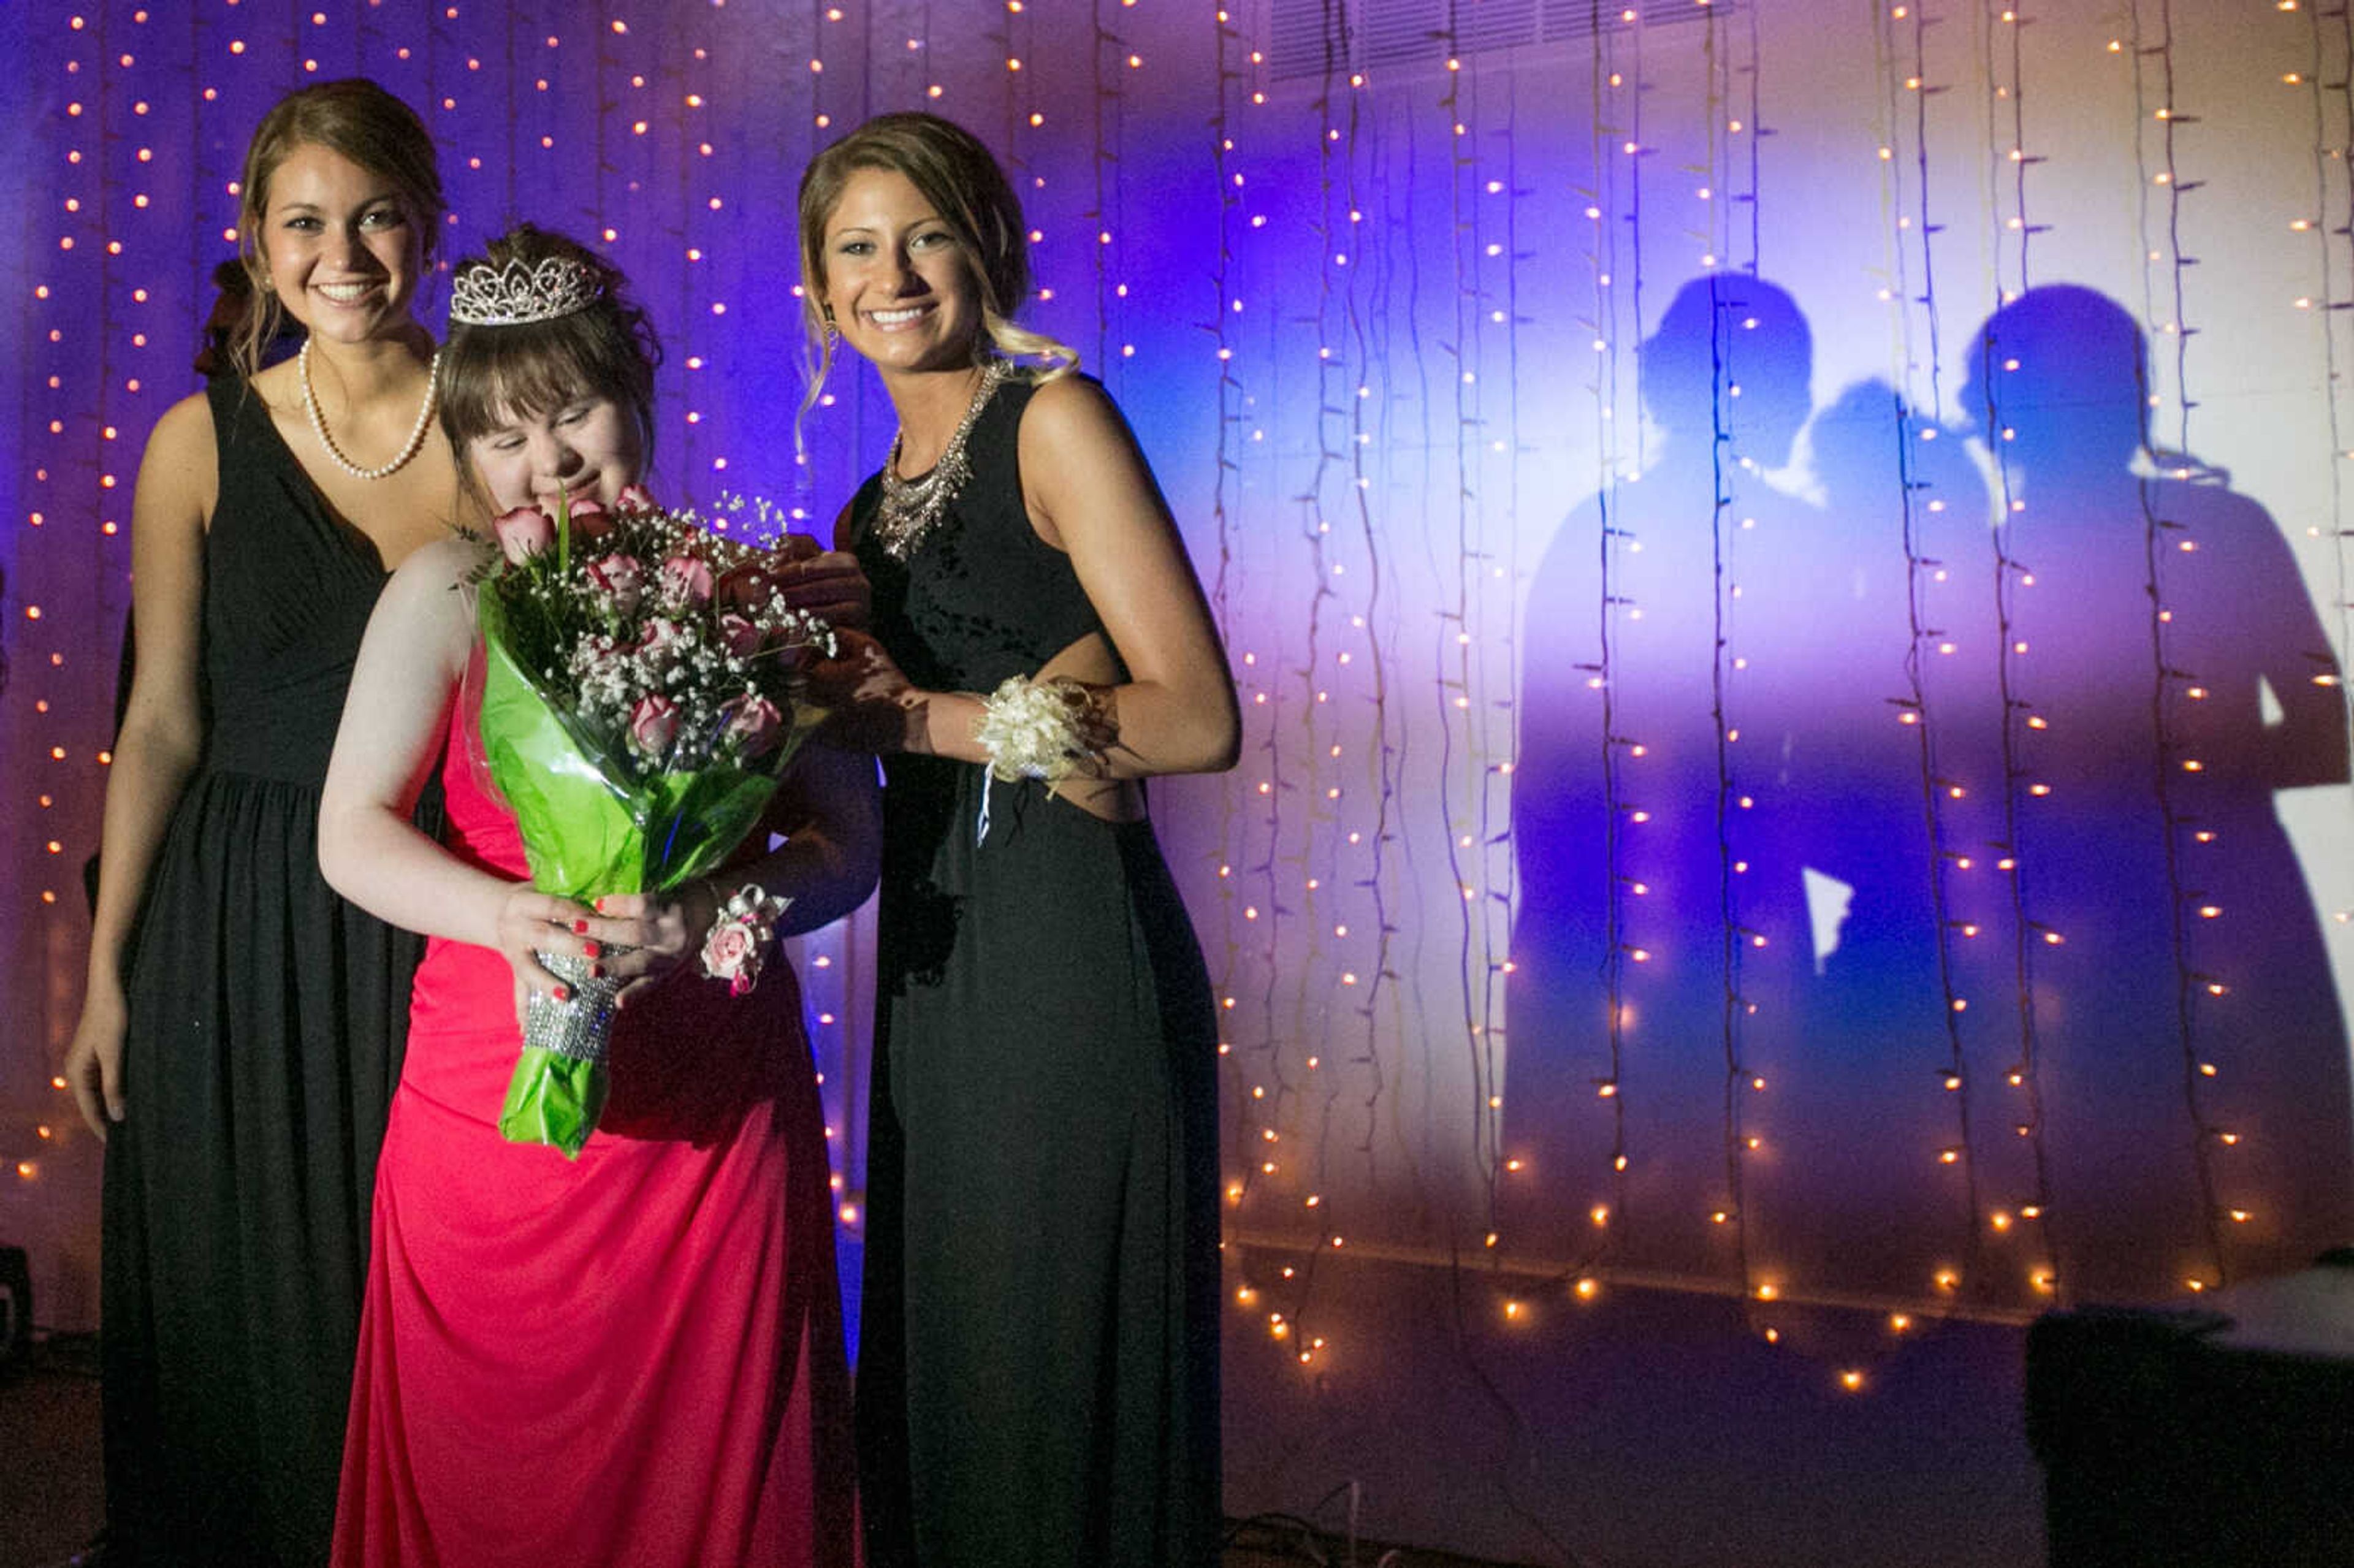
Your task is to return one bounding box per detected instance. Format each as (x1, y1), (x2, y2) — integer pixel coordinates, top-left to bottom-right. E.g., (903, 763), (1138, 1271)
(1269, 0), (1735, 84)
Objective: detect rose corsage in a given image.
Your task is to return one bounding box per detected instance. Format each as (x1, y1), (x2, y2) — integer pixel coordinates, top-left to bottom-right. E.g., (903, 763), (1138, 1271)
(700, 883), (791, 997)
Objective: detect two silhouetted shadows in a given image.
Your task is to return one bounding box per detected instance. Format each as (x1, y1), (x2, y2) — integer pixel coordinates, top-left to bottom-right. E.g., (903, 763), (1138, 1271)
(1503, 277), (2352, 1305)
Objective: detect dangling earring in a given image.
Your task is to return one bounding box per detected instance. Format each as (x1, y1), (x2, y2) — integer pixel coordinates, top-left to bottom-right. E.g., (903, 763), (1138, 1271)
(821, 306), (839, 351)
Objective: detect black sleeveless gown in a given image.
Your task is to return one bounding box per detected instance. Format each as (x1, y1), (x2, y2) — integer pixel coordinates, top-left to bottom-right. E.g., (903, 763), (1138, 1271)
(850, 376), (1222, 1567)
(99, 377), (424, 1567)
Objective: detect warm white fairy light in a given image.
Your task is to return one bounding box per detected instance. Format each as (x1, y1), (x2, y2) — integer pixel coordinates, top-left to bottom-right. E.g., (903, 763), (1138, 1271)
(13, 0), (2348, 1453)
(12, 0), (900, 1324)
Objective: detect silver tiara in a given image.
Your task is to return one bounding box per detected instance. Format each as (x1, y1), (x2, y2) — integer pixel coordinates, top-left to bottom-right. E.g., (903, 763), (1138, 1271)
(448, 256), (604, 327)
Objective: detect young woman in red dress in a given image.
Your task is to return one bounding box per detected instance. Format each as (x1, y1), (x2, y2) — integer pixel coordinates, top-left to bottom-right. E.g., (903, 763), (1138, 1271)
(317, 224), (870, 1568)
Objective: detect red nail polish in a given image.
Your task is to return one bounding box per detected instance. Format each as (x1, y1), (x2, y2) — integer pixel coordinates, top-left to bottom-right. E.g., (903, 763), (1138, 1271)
(552, 986), (570, 1003)
(582, 940), (602, 958)
(590, 964), (605, 980)
(573, 918), (590, 934)
(594, 897), (608, 912)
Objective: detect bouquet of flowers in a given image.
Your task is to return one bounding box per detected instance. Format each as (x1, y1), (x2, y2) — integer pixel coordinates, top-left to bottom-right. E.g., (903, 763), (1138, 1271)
(470, 484), (834, 1157)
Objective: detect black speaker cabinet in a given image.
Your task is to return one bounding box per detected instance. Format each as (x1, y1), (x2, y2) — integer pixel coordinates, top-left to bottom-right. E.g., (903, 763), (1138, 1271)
(0, 1244), (30, 1369)
(2027, 1253), (2354, 1567)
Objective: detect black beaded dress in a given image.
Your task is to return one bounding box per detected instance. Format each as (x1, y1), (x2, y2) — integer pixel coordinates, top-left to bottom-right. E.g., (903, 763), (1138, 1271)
(99, 376), (425, 1566)
(850, 375), (1221, 1567)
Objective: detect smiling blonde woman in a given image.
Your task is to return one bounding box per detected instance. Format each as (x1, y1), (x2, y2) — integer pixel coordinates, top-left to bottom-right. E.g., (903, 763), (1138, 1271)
(796, 112), (1240, 1568)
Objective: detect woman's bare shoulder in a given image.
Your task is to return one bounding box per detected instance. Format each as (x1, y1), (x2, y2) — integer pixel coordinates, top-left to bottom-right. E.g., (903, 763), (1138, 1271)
(141, 387), (221, 468)
(389, 532), (495, 595)
(1017, 371), (1122, 443)
(134, 389), (224, 530)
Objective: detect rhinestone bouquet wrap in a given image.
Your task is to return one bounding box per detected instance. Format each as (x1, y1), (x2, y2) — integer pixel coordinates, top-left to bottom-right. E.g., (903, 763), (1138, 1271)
(469, 487), (832, 1157)
(522, 953), (622, 1062)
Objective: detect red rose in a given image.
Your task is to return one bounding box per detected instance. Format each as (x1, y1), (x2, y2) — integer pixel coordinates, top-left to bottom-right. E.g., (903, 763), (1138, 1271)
(718, 612), (765, 658)
(724, 694), (784, 758)
(491, 504), (554, 566)
(627, 694), (679, 758)
(585, 553), (646, 615)
(562, 494), (614, 546)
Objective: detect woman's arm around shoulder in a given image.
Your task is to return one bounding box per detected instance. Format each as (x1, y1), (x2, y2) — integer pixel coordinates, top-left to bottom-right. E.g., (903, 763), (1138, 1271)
(763, 738), (882, 937)
(1018, 374), (1240, 777)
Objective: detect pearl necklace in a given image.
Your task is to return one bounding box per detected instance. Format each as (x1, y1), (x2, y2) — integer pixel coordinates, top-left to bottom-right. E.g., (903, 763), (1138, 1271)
(874, 359), (1012, 561)
(298, 337), (441, 482)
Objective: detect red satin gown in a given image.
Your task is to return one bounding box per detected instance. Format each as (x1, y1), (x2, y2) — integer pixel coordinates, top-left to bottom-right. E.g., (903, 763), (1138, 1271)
(332, 704), (857, 1568)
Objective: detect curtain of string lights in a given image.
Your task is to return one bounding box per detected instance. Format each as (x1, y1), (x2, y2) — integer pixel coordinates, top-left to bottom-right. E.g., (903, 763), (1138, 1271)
(7, 2), (2353, 1439)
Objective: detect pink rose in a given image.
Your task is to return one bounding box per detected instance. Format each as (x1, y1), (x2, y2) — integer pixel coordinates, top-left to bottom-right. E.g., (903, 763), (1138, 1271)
(718, 612), (765, 658)
(661, 553), (715, 607)
(724, 694), (784, 759)
(703, 922), (753, 980)
(491, 504), (554, 565)
(633, 618), (693, 680)
(584, 553), (645, 615)
(698, 885), (787, 997)
(627, 694), (679, 759)
(616, 482), (658, 512)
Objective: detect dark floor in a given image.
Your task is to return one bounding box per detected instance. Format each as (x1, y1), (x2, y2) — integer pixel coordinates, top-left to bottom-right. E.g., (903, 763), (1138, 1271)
(0, 1335), (1528, 1568)
(1, 1339), (100, 1568)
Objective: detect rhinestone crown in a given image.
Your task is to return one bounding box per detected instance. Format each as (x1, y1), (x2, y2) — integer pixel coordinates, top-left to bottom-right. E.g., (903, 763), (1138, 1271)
(448, 256), (604, 327)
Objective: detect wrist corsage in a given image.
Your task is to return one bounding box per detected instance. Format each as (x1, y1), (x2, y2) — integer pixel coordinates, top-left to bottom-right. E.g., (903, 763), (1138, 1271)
(699, 883), (791, 997)
(973, 674), (1114, 785)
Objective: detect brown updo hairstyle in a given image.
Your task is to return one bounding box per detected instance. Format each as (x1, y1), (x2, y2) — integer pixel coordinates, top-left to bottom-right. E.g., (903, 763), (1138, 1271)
(794, 111), (1076, 417)
(234, 78), (444, 380)
(436, 224), (662, 510)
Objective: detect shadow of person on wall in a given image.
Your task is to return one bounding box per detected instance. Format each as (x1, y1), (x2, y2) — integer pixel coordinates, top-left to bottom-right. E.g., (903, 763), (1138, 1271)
(1501, 273), (1818, 1280)
(1718, 377), (2008, 1299)
(1960, 284), (2352, 1302)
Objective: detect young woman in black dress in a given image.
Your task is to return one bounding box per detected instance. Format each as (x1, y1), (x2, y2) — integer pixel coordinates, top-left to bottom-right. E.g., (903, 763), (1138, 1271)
(797, 112), (1240, 1567)
(61, 78), (460, 1567)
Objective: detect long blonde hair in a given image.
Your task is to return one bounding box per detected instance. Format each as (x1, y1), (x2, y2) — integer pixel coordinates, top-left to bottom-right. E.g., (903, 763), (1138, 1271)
(233, 78), (443, 380)
(794, 112), (1076, 424)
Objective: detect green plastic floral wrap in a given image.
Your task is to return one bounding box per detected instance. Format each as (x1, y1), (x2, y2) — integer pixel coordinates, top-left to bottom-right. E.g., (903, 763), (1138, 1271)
(468, 496), (829, 1159)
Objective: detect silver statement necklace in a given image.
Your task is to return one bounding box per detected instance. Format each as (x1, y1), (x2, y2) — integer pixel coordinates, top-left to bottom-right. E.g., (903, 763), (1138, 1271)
(874, 359), (1012, 561)
(299, 337), (442, 482)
